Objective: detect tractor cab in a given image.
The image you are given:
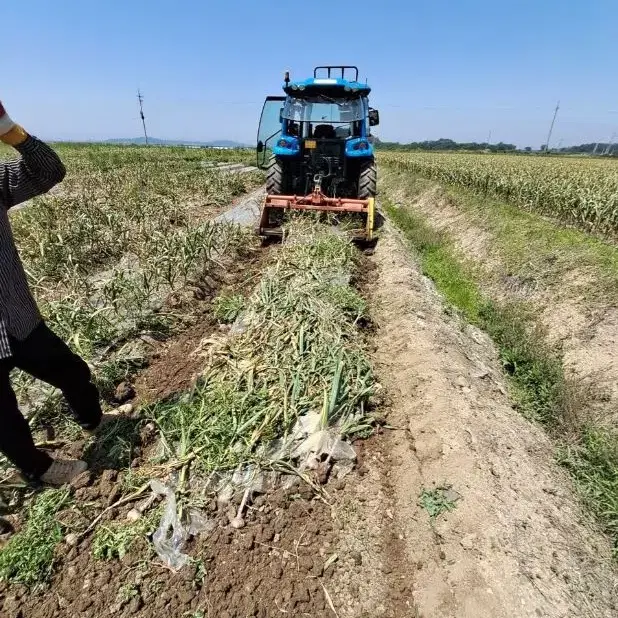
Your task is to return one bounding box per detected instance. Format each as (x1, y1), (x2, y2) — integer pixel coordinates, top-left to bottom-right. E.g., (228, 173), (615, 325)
(256, 66), (379, 241)
(279, 66), (373, 145)
(257, 67), (379, 175)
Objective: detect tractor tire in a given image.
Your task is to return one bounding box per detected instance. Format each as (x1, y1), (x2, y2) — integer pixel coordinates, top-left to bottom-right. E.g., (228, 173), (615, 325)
(358, 159), (377, 199)
(266, 156), (286, 195)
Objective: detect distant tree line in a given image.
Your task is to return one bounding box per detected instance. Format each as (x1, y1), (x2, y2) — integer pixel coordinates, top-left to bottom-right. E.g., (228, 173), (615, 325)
(373, 137), (616, 155)
(373, 137), (517, 152)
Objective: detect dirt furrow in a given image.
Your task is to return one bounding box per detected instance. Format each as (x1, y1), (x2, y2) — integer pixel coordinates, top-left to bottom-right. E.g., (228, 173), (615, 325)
(343, 223), (617, 617)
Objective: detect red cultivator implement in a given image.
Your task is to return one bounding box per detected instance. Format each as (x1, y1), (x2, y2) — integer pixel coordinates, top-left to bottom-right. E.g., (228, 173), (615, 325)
(257, 182), (376, 243)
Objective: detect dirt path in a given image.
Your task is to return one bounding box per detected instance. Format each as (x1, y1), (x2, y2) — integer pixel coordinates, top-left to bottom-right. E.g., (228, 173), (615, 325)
(331, 223), (617, 617)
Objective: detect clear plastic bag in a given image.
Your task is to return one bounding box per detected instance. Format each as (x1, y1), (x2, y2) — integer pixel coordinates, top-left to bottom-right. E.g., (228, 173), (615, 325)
(150, 479), (190, 571)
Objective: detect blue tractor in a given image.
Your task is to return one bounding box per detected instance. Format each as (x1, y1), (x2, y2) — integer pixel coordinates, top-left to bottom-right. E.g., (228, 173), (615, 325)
(256, 66), (379, 241)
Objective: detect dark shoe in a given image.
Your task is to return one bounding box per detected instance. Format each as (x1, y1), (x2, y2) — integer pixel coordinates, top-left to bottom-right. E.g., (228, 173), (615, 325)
(40, 458), (88, 486)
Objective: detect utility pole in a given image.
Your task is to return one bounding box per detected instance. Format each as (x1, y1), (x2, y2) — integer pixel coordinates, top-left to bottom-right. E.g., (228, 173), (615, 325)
(544, 100), (560, 152)
(603, 132), (616, 156)
(137, 89), (149, 145)
(487, 130), (492, 145)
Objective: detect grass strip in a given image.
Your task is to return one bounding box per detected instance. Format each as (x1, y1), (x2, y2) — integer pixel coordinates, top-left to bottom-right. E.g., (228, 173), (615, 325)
(385, 197), (618, 554)
(557, 429), (618, 548)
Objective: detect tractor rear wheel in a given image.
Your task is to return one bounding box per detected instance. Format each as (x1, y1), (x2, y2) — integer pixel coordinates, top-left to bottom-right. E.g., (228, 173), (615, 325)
(358, 158), (377, 199)
(266, 155), (287, 195)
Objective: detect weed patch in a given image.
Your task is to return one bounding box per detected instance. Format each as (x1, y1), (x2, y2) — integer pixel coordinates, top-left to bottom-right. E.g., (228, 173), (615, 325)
(479, 303), (565, 424)
(384, 201), (483, 322)
(0, 489), (71, 587)
(92, 508), (160, 561)
(557, 427), (618, 553)
(419, 486), (460, 519)
(212, 292), (245, 323)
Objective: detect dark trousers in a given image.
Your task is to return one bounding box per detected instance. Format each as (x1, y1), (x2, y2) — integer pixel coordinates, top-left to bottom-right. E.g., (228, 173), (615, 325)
(0, 322), (102, 479)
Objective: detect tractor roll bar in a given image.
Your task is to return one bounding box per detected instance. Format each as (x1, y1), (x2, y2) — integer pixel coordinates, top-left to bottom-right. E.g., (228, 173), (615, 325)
(313, 66), (359, 81)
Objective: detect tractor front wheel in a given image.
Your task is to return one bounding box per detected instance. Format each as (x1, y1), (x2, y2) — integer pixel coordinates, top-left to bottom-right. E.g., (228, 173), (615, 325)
(358, 159), (377, 199)
(266, 155), (286, 195)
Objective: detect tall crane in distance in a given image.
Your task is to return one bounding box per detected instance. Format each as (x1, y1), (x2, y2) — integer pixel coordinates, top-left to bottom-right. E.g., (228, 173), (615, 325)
(137, 90), (149, 145)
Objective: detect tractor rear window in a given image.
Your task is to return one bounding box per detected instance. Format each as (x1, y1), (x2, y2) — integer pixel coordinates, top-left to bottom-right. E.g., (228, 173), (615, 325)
(283, 96), (364, 123)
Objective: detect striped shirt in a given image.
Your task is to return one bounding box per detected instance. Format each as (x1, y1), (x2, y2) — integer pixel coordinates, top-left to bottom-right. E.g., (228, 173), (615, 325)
(0, 136), (66, 358)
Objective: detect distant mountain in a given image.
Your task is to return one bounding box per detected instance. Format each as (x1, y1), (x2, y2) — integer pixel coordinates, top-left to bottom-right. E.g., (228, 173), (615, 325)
(104, 137), (250, 148)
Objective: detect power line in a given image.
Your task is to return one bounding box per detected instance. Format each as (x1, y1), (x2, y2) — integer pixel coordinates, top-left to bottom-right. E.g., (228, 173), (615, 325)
(137, 89), (149, 145)
(544, 100), (560, 151)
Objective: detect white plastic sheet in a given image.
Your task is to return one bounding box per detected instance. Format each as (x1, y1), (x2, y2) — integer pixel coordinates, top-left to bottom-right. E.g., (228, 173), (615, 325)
(150, 479), (190, 570)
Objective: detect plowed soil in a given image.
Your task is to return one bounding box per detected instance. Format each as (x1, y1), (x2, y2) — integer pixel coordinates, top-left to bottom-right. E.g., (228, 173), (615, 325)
(2, 485), (340, 618)
(2, 202), (617, 617)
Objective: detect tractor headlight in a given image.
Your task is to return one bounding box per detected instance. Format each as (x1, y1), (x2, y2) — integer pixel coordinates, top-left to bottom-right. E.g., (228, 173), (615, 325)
(346, 138), (371, 156)
(298, 84), (305, 90)
(277, 138), (298, 150)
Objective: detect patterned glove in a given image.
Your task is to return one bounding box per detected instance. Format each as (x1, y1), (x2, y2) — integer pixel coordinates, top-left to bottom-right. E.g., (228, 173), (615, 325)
(0, 101), (28, 146)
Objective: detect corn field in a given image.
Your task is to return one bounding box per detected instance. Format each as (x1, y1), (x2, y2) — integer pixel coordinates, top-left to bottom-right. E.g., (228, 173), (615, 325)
(380, 151), (618, 236)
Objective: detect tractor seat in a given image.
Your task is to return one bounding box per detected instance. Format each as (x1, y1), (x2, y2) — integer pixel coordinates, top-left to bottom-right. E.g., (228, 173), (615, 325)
(313, 124), (336, 139)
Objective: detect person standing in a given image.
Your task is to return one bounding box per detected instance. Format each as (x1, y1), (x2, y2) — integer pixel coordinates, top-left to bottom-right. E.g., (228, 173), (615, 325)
(0, 100), (106, 485)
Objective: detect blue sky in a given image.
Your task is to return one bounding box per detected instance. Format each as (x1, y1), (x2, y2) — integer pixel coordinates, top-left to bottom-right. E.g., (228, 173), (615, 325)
(3, 0), (617, 147)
